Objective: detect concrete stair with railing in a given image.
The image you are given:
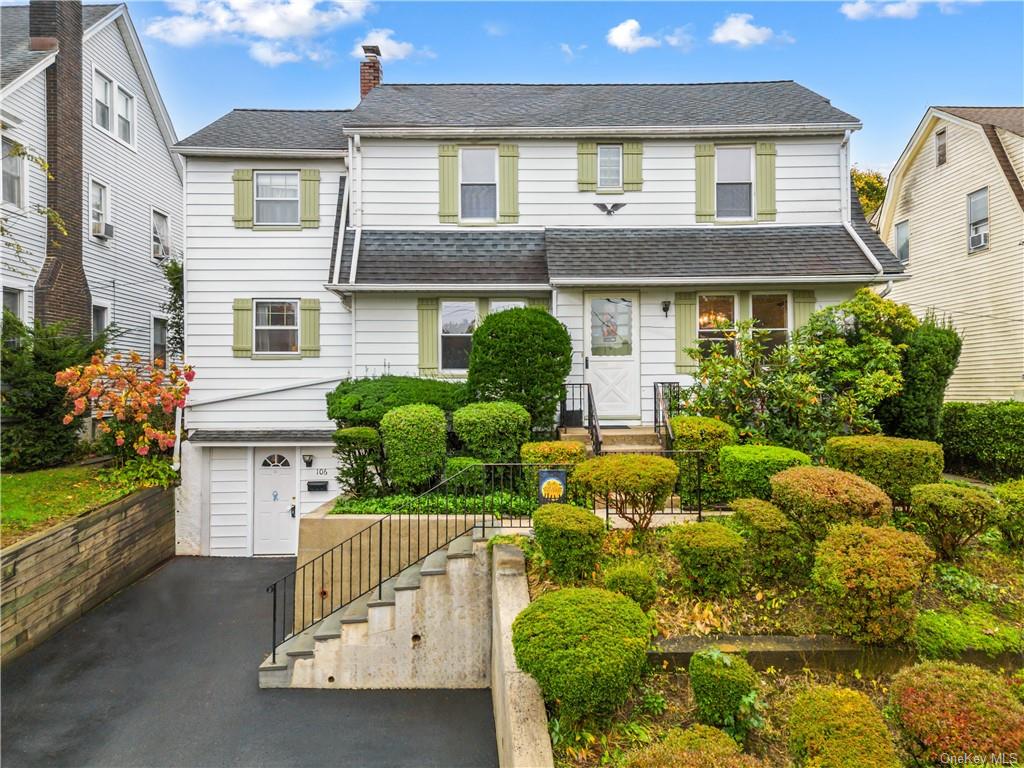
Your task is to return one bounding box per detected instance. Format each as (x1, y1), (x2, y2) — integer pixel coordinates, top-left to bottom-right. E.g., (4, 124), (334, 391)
(258, 526), (512, 689)
(560, 425), (664, 456)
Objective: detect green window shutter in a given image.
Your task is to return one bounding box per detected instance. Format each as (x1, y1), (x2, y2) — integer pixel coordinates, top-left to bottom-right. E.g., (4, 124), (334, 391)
(737, 291), (751, 323)
(232, 298), (253, 358)
(418, 297), (440, 374)
(755, 142), (777, 222)
(623, 142), (643, 191)
(438, 145), (459, 223)
(675, 292), (698, 372)
(498, 144), (519, 223)
(695, 144), (715, 223)
(793, 290), (817, 330)
(300, 169), (320, 228)
(300, 298), (321, 357)
(232, 169), (253, 229)
(527, 296), (549, 312)
(577, 142), (597, 191)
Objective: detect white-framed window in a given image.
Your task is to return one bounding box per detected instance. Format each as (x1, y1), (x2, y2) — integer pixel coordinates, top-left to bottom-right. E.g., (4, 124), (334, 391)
(751, 293), (790, 353)
(253, 299), (299, 355)
(151, 315), (168, 367)
(3, 286), (24, 320)
(92, 303), (110, 339)
(895, 220), (910, 264)
(597, 144), (623, 190)
(440, 300), (478, 372)
(716, 146), (754, 219)
(116, 86), (134, 145)
(92, 66), (135, 148)
(254, 171), (299, 226)
(152, 209), (171, 260)
(459, 147), (497, 222)
(90, 178), (110, 235)
(2, 137), (25, 209)
(697, 294), (738, 356)
(967, 187), (989, 252)
(935, 128), (947, 167)
(489, 299), (526, 313)
(93, 69), (112, 131)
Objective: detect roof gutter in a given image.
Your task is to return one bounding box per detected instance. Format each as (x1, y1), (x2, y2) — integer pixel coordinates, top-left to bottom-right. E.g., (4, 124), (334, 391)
(172, 147), (348, 158)
(548, 274), (908, 287)
(342, 122), (862, 139)
(326, 283), (553, 293)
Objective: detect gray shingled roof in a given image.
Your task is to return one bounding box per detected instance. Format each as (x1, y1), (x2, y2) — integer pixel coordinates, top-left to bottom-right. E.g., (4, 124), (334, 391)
(344, 81), (859, 130)
(337, 230), (549, 284)
(939, 106), (1024, 136)
(2, 4), (119, 89)
(176, 109), (350, 151)
(189, 430), (336, 444)
(849, 181), (903, 273)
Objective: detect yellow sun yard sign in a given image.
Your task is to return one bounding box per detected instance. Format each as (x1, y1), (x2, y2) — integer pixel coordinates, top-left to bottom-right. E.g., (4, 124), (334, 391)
(538, 469), (567, 504)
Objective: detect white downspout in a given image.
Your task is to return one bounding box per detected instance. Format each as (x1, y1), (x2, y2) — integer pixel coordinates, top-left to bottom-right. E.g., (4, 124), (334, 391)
(173, 155), (188, 472)
(332, 155), (352, 285)
(348, 134), (362, 285)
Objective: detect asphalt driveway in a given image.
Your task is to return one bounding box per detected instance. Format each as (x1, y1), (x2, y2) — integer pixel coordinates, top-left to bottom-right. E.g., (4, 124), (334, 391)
(1, 557), (498, 768)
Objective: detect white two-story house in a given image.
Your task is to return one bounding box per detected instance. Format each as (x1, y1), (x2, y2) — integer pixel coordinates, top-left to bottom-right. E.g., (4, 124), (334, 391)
(175, 46), (903, 558)
(1, 1), (181, 361)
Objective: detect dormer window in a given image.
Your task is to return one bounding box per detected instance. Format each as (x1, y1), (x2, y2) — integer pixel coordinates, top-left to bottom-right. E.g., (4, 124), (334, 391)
(716, 146), (754, 219)
(459, 147), (497, 222)
(598, 145), (623, 190)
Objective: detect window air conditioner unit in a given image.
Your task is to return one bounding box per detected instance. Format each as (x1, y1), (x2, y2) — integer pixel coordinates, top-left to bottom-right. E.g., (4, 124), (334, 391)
(92, 222), (114, 239)
(153, 243), (171, 262)
(970, 232), (988, 250)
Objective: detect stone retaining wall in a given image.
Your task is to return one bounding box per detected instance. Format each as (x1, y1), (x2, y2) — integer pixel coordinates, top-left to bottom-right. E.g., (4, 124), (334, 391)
(1, 486), (176, 663)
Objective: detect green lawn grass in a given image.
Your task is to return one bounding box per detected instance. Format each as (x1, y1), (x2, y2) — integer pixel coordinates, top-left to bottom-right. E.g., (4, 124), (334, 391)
(1, 465), (133, 546)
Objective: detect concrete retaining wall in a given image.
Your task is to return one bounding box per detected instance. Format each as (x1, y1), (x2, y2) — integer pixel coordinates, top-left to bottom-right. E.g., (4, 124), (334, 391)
(490, 544), (554, 768)
(1, 486), (175, 663)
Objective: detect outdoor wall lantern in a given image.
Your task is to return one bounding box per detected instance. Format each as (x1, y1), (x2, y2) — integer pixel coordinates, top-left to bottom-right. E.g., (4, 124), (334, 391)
(661, 300), (671, 318)
(302, 454), (315, 467)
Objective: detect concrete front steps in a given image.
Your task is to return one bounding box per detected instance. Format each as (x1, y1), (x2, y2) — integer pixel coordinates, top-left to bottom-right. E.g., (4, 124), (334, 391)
(259, 527), (512, 689)
(560, 425), (665, 455)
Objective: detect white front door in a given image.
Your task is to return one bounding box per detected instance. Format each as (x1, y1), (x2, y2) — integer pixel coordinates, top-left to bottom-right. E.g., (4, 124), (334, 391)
(584, 293), (641, 420)
(253, 448), (298, 555)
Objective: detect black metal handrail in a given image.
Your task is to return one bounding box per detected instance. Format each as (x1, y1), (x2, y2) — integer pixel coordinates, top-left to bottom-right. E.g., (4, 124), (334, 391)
(653, 381), (685, 443)
(559, 382), (602, 455)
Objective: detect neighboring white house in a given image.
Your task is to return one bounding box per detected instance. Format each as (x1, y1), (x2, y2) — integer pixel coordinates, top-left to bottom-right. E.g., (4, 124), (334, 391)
(1, 1), (181, 362)
(877, 106), (1024, 403)
(174, 47), (905, 557)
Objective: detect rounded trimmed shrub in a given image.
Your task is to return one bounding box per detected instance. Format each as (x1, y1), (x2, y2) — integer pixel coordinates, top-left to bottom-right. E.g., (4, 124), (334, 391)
(719, 444), (811, 501)
(444, 456), (486, 494)
(891, 661), (1024, 763)
(603, 560), (658, 610)
(811, 524), (933, 643)
(669, 415), (738, 505)
(823, 435), (943, 507)
(532, 503), (605, 582)
(573, 454), (679, 531)
(519, 440), (587, 467)
(993, 479), (1024, 549)
(688, 648), (762, 739)
(452, 401), (531, 463)
(332, 426), (382, 497)
(380, 404), (447, 492)
(511, 587), (650, 721)
(466, 307), (573, 430)
(669, 522), (745, 596)
(770, 466), (893, 542)
(787, 686), (900, 768)
(624, 725), (747, 768)
(907, 482), (1003, 561)
(327, 375), (467, 427)
(731, 498), (810, 583)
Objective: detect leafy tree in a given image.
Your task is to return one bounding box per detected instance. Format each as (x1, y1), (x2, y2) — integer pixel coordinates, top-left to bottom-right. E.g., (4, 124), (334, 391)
(851, 166), (887, 219)
(161, 259), (184, 359)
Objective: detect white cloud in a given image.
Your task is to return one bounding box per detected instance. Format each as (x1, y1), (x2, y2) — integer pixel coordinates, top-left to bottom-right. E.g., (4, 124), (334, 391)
(606, 19), (661, 53)
(840, 0), (922, 19)
(351, 28), (432, 61)
(710, 13), (792, 47)
(249, 41), (303, 66)
(559, 42), (587, 61)
(665, 25), (695, 52)
(483, 22), (506, 37)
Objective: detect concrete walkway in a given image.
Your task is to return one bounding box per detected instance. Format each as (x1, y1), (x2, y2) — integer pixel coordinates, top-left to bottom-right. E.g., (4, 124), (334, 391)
(1, 557), (498, 768)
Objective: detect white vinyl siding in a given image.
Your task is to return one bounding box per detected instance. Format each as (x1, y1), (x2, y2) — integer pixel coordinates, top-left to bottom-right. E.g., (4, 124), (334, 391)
(208, 447), (250, 557)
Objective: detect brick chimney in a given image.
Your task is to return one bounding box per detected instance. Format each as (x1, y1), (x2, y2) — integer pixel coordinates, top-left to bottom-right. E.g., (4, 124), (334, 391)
(360, 45), (382, 99)
(31, 0), (92, 335)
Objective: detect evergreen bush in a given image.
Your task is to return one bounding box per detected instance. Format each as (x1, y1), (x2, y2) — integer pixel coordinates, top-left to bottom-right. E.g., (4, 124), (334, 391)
(532, 503), (605, 582)
(452, 401), (531, 463)
(668, 415), (738, 505)
(326, 376), (466, 427)
(787, 686), (900, 768)
(719, 444), (811, 501)
(379, 404), (447, 492)
(823, 435), (943, 507)
(573, 454), (678, 531)
(907, 483), (1003, 561)
(332, 426), (382, 497)
(688, 648), (762, 740)
(444, 456), (486, 494)
(770, 466), (892, 542)
(731, 498), (810, 583)
(940, 400), (1024, 481)
(603, 560), (659, 610)
(668, 522), (745, 596)
(994, 479), (1024, 549)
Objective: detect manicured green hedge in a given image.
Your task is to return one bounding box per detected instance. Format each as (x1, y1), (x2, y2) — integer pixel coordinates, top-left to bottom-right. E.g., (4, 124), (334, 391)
(624, 725), (743, 768)
(669, 415), (738, 505)
(603, 560), (658, 610)
(532, 503), (605, 582)
(812, 524), (932, 643)
(719, 444), (811, 501)
(332, 426), (382, 497)
(379, 404), (447, 492)
(787, 686), (900, 768)
(731, 498), (810, 583)
(326, 376), (467, 427)
(770, 466), (892, 542)
(444, 456), (486, 494)
(994, 479), (1024, 549)
(573, 454), (679, 531)
(688, 648), (762, 740)
(452, 401), (531, 463)
(823, 435), (943, 507)
(907, 483), (1003, 561)
(913, 605), (1023, 660)
(512, 587), (650, 721)
(331, 490), (536, 517)
(668, 522), (745, 596)
(940, 401), (1024, 481)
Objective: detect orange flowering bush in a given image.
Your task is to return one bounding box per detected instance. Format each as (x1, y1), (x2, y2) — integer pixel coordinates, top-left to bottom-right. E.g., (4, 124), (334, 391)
(55, 351), (195, 459)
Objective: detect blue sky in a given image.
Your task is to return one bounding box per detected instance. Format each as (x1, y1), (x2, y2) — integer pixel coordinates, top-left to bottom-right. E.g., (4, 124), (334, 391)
(127, 0), (1023, 171)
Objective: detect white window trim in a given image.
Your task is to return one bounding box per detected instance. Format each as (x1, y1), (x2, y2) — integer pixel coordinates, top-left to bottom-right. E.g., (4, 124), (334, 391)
(967, 187), (989, 253)
(935, 128), (947, 167)
(253, 170), (301, 227)
(696, 292), (740, 352)
(895, 219), (910, 264)
(151, 207), (172, 261)
(91, 64), (136, 151)
(597, 144), (623, 191)
(92, 299), (112, 338)
(252, 298), (300, 357)
(488, 298), (526, 312)
(1, 136), (28, 213)
(749, 291), (793, 346)
(3, 284), (27, 322)
(150, 312), (169, 368)
(439, 298), (478, 374)
(457, 146), (499, 224)
(89, 176), (111, 238)
(714, 145), (757, 221)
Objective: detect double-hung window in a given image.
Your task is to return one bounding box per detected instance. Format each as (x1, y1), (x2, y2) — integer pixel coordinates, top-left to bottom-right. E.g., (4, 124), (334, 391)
(968, 187), (989, 251)
(459, 148), (497, 222)
(2, 138), (23, 208)
(935, 128), (947, 166)
(697, 294), (737, 356)
(597, 145), (623, 190)
(90, 179), (109, 235)
(751, 294), (790, 353)
(254, 172), (299, 226)
(116, 87), (134, 144)
(254, 300), (299, 354)
(3, 286), (23, 319)
(152, 210), (171, 260)
(94, 70), (112, 130)
(895, 220), (910, 264)
(440, 300), (477, 371)
(716, 147), (753, 219)
(92, 305), (109, 339)
(152, 316), (168, 367)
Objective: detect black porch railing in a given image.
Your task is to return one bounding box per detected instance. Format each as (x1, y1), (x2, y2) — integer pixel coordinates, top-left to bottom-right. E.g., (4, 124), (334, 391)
(654, 381), (687, 446)
(559, 383), (602, 454)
